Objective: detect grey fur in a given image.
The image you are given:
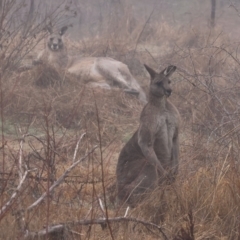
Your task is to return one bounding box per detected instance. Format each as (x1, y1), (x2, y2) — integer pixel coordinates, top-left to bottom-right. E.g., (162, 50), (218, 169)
(116, 64), (180, 207)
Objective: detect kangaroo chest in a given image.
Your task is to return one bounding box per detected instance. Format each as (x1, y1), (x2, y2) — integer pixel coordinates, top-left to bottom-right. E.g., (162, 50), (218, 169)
(153, 111), (177, 160)
(155, 111), (176, 138)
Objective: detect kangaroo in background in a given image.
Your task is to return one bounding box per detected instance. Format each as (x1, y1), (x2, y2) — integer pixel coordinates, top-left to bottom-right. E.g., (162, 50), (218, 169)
(116, 64), (180, 207)
(35, 26), (147, 104)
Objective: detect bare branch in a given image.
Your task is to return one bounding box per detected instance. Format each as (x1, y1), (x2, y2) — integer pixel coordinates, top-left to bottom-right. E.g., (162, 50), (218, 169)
(18, 133), (29, 180)
(124, 206), (130, 217)
(72, 132), (86, 163)
(84, 207), (92, 220)
(132, 7), (155, 58)
(98, 197), (105, 216)
(27, 145), (98, 212)
(0, 170), (28, 217)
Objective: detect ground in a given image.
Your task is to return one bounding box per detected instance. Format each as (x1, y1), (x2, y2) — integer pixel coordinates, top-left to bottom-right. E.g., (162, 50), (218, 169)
(1, 1), (240, 239)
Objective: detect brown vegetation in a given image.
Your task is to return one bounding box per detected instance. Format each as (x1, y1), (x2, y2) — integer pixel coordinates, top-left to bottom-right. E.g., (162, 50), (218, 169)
(1, 1), (240, 239)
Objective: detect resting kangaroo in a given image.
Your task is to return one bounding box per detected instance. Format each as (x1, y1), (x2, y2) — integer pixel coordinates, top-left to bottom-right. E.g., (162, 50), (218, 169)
(35, 26), (147, 103)
(116, 64), (180, 207)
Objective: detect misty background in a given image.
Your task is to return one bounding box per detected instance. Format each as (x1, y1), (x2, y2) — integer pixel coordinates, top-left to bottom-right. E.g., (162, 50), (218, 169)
(12, 0), (240, 41)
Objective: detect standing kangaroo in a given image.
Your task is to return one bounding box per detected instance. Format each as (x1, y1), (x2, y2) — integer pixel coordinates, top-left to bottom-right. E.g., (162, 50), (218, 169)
(35, 26), (147, 103)
(116, 64), (180, 207)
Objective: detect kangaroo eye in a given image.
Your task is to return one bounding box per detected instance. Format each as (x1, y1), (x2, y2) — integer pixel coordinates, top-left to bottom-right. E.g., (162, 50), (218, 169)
(168, 80), (171, 84)
(50, 38), (54, 41)
(58, 39), (62, 43)
(156, 82), (162, 86)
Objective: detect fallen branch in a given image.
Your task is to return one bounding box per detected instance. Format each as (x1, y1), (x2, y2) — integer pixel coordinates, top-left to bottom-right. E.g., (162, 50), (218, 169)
(25, 216), (169, 240)
(27, 145), (98, 212)
(0, 172), (113, 184)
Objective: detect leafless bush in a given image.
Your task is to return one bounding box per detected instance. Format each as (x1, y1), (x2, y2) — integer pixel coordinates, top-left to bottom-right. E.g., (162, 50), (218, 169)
(1, 1), (240, 239)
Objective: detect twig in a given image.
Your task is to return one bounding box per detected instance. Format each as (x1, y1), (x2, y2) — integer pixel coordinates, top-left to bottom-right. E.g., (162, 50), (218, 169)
(0, 171), (113, 185)
(124, 207), (130, 217)
(18, 138), (23, 179)
(210, 45), (240, 66)
(98, 197), (105, 216)
(0, 170), (28, 217)
(18, 133), (28, 180)
(72, 132), (86, 163)
(132, 7), (155, 58)
(27, 145), (98, 212)
(144, 48), (158, 64)
(16, 132), (28, 233)
(93, 90), (114, 239)
(123, 176), (145, 205)
(229, 2), (240, 17)
(84, 207), (93, 220)
(217, 144), (232, 186)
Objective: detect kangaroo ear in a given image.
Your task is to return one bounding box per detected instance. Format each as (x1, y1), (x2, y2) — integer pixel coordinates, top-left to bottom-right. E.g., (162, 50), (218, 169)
(46, 25), (53, 34)
(161, 65), (177, 77)
(144, 64), (156, 79)
(59, 26), (68, 36)
(45, 18), (53, 34)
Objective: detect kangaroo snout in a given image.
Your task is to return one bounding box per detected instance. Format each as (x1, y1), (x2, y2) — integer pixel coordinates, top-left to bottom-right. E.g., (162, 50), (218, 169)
(165, 88), (172, 97)
(51, 43), (59, 50)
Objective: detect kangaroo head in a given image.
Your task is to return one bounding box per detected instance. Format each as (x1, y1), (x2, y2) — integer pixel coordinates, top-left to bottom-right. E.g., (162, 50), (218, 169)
(46, 26), (68, 52)
(144, 64), (176, 98)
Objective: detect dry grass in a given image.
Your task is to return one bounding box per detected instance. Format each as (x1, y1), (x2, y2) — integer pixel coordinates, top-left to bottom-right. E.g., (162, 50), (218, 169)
(1, 13), (240, 240)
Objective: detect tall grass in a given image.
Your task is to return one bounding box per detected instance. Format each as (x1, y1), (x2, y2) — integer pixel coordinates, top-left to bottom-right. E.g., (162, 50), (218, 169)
(1, 1), (240, 239)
